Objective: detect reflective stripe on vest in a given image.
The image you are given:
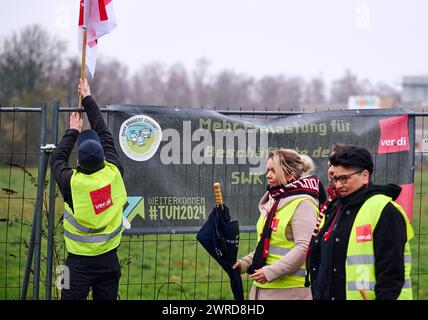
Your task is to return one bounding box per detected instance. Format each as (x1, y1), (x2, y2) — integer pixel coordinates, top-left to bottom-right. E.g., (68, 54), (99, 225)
(269, 245), (291, 256)
(267, 245), (306, 277)
(64, 222), (123, 243)
(64, 209), (106, 234)
(345, 194), (413, 300)
(289, 269), (307, 277)
(347, 279), (412, 291)
(264, 264), (307, 277)
(254, 197), (318, 289)
(347, 254), (412, 265)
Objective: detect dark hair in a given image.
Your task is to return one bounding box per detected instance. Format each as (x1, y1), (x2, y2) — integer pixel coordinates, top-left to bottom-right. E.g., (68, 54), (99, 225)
(331, 143), (347, 155)
(328, 145), (373, 174)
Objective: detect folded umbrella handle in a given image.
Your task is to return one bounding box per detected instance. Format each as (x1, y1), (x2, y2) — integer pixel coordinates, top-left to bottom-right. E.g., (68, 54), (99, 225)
(359, 288), (369, 300)
(213, 182), (223, 209)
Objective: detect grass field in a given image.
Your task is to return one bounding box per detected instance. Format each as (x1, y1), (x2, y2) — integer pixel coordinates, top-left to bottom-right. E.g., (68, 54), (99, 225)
(1, 166), (428, 300)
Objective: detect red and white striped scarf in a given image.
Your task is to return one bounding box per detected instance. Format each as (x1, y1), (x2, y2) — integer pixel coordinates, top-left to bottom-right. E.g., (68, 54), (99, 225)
(247, 175), (324, 274)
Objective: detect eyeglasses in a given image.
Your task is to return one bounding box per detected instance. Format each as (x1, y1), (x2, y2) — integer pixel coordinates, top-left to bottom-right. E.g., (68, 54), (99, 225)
(330, 170), (364, 184)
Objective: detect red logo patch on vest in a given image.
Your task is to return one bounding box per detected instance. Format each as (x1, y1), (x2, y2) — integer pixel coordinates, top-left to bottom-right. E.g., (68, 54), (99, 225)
(356, 224), (373, 243)
(89, 184), (113, 215)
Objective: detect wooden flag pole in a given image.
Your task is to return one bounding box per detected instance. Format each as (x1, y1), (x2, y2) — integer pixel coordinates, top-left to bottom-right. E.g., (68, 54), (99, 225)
(80, 30), (87, 95)
(359, 288), (369, 300)
(79, 29), (87, 119)
(79, 0), (89, 119)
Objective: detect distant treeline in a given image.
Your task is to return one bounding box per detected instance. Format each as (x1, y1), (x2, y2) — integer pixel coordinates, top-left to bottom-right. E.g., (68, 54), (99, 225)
(0, 24), (400, 109)
(0, 24), (400, 157)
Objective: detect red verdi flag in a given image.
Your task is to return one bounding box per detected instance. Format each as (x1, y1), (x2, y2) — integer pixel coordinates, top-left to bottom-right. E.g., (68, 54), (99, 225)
(78, 0), (117, 77)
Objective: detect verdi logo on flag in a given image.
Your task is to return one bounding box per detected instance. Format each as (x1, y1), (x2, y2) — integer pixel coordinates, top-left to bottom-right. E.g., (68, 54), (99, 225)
(78, 0), (117, 77)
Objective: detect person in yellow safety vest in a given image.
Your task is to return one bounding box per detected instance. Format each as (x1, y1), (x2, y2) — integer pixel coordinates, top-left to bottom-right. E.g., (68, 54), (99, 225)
(50, 79), (127, 300)
(233, 149), (326, 300)
(306, 145), (413, 300)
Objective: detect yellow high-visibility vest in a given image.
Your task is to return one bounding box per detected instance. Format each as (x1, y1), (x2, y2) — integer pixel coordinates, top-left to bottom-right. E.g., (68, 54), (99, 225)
(345, 194), (413, 300)
(64, 161), (127, 256)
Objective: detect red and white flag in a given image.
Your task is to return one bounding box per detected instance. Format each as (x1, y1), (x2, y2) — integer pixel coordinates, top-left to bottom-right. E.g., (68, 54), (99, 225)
(78, 0), (117, 77)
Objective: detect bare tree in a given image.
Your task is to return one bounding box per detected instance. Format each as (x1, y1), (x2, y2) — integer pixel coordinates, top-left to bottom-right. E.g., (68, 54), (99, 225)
(211, 70), (254, 110)
(60, 57), (81, 107)
(277, 76), (304, 110)
(89, 58), (131, 106)
(164, 63), (192, 107)
(256, 75), (304, 110)
(0, 25), (68, 153)
(304, 77), (326, 104)
(130, 62), (167, 106)
(0, 24), (66, 106)
(192, 58), (212, 107)
(330, 70), (366, 103)
(256, 76), (281, 109)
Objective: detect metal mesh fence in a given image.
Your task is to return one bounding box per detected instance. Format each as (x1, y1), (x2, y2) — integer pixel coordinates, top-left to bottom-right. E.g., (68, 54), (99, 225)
(0, 108), (40, 300)
(0, 105), (427, 300)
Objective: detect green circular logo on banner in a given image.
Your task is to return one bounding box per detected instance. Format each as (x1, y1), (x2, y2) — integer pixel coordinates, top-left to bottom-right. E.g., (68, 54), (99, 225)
(119, 115), (162, 161)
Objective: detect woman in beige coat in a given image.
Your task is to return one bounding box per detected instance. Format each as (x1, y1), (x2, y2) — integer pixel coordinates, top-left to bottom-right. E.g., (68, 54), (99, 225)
(233, 149), (324, 300)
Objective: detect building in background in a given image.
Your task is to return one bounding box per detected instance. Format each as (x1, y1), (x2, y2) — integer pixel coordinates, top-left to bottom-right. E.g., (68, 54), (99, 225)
(402, 76), (428, 108)
(401, 76), (428, 167)
(348, 95), (381, 109)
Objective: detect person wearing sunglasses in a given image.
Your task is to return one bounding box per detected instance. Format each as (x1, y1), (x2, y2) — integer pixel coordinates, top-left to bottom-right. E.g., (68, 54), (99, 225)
(306, 145), (413, 300)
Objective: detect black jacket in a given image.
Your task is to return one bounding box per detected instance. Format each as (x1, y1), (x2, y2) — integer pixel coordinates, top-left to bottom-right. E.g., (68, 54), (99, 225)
(307, 183), (408, 300)
(50, 96), (123, 211)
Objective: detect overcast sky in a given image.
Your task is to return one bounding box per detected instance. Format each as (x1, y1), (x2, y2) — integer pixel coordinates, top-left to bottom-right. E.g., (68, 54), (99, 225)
(1, 0), (427, 87)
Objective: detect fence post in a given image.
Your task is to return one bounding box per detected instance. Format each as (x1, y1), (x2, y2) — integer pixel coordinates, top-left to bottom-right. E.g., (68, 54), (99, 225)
(20, 104), (48, 300)
(29, 102), (50, 300)
(32, 102), (50, 300)
(45, 101), (59, 300)
(19, 216), (36, 299)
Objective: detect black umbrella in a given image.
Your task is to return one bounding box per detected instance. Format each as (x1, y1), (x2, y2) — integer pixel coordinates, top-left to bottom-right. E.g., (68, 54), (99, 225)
(196, 183), (244, 300)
